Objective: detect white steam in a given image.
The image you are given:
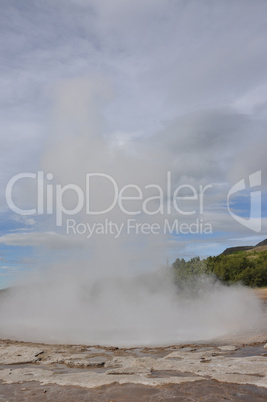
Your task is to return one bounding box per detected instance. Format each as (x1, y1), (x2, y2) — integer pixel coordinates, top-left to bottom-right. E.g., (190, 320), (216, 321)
(0, 76), (265, 346)
(0, 269), (263, 346)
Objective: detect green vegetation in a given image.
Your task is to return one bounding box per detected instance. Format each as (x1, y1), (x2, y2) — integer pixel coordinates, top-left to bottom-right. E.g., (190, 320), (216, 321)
(172, 249), (267, 288)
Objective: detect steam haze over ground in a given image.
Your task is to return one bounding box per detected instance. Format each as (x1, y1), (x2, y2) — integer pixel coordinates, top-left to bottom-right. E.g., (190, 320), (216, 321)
(0, 1), (266, 345)
(0, 270), (264, 346)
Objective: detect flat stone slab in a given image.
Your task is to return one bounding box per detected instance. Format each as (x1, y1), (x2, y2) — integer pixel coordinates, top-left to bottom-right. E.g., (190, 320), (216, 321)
(0, 339), (266, 390)
(0, 345), (45, 364)
(218, 345), (238, 351)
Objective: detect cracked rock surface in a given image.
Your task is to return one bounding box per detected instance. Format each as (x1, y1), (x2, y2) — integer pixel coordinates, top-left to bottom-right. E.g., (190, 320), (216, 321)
(0, 336), (267, 401)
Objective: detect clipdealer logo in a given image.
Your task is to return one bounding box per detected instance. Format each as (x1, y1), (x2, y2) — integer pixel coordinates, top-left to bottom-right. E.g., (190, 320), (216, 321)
(5, 170), (262, 234)
(5, 171), (212, 227)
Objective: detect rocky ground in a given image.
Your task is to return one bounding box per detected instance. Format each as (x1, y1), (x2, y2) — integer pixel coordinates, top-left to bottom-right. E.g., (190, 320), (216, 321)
(0, 289), (266, 401)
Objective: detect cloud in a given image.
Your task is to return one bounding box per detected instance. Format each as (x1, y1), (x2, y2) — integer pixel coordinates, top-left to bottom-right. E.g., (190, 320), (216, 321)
(0, 232), (84, 249)
(12, 216), (36, 226)
(0, 266), (17, 270)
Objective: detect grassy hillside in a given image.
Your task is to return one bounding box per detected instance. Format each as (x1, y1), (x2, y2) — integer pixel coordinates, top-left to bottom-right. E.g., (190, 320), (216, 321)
(173, 241), (267, 288)
(205, 247), (267, 287)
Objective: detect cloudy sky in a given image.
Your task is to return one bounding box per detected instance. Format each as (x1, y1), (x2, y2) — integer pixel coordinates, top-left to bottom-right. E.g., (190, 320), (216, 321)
(1, 0), (267, 288)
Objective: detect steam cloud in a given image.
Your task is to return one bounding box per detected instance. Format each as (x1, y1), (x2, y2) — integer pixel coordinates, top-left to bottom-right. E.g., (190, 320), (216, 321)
(0, 77), (265, 346)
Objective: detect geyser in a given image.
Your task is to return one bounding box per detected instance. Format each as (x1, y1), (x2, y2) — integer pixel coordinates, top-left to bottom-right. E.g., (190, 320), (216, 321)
(0, 77), (265, 346)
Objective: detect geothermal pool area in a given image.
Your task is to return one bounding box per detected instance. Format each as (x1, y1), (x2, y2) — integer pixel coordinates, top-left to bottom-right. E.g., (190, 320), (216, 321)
(0, 271), (265, 347)
(0, 317), (267, 401)
(1, 271), (266, 399)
